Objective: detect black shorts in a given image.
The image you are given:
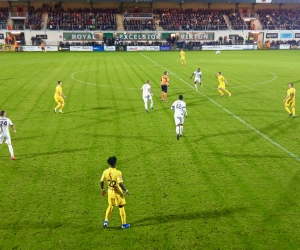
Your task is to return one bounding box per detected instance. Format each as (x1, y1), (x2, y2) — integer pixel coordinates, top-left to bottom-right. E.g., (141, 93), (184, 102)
(42, 47), (45, 51)
(161, 85), (168, 93)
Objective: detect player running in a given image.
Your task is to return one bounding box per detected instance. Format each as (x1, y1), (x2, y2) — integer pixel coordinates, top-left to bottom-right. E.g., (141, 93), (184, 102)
(283, 83), (296, 118)
(215, 72), (231, 97)
(141, 80), (154, 113)
(180, 49), (186, 65)
(100, 156), (130, 229)
(54, 81), (66, 113)
(190, 68), (203, 90)
(0, 111), (16, 160)
(171, 95), (188, 140)
(160, 71), (169, 102)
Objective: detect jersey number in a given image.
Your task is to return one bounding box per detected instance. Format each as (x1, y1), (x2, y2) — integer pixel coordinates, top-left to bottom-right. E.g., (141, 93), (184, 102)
(108, 180), (117, 188)
(176, 104), (181, 109)
(0, 121), (7, 126)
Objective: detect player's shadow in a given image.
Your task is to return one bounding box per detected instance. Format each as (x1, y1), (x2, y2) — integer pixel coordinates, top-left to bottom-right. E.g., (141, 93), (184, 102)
(66, 107), (112, 113)
(132, 206), (248, 227)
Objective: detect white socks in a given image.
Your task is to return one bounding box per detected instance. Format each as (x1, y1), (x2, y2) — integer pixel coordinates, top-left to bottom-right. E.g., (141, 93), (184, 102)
(8, 144), (14, 157)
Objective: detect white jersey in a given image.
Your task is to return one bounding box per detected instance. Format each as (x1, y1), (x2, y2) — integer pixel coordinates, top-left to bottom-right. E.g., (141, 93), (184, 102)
(142, 83), (151, 97)
(194, 70), (202, 79)
(171, 100), (188, 117)
(0, 117), (13, 135)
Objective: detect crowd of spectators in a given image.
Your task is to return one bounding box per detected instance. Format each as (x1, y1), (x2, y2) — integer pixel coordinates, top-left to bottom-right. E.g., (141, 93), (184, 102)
(48, 8), (117, 31)
(25, 7), (43, 30)
(256, 9), (276, 30)
(0, 7), (9, 29)
(123, 18), (155, 31)
(270, 39), (300, 45)
(155, 9), (227, 31)
(269, 9), (300, 30)
(224, 9), (250, 30)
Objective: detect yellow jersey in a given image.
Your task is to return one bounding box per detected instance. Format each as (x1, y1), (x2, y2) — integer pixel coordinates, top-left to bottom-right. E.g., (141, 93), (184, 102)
(180, 51), (185, 58)
(54, 85), (62, 98)
(100, 167), (123, 193)
(287, 88), (296, 100)
(218, 75), (225, 85)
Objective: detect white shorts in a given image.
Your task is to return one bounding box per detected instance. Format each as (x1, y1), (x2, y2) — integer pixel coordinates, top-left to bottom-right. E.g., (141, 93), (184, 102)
(174, 116), (184, 126)
(0, 133), (11, 145)
(194, 77), (201, 83)
(143, 95), (152, 103)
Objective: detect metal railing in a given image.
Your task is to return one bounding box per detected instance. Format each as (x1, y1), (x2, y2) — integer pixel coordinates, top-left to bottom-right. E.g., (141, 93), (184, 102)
(241, 13), (258, 19)
(46, 24), (116, 31)
(9, 12), (28, 19)
(123, 13), (153, 19)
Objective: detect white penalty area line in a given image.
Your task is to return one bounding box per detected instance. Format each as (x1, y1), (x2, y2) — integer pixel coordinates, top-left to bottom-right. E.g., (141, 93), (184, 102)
(140, 53), (300, 163)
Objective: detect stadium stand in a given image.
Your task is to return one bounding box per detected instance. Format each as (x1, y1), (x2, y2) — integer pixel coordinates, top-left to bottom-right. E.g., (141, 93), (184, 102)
(47, 8), (117, 31)
(25, 7), (43, 30)
(0, 7), (9, 29)
(123, 18), (155, 31)
(224, 9), (250, 30)
(155, 9), (227, 31)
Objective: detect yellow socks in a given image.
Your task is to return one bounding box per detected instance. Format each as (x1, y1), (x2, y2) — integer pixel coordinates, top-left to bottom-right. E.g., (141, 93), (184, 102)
(119, 207), (126, 224)
(105, 206), (114, 221)
(292, 107), (295, 116)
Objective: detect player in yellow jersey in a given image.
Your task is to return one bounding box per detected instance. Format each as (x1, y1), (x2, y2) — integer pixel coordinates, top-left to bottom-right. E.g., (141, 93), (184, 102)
(180, 49), (186, 65)
(100, 156), (130, 229)
(283, 83), (296, 118)
(54, 81), (66, 113)
(215, 72), (231, 97)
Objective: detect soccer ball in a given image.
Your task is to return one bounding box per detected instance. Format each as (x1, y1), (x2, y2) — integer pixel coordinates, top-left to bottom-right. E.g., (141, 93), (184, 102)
(216, 50), (220, 55)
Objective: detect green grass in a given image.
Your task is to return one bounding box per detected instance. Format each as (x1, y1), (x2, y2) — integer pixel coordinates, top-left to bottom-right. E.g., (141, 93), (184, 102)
(0, 50), (300, 249)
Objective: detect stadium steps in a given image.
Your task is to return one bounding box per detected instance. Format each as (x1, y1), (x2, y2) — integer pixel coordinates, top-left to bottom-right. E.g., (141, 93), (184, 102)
(41, 12), (48, 30)
(154, 14), (163, 31)
(116, 14), (124, 31)
(223, 15), (232, 29)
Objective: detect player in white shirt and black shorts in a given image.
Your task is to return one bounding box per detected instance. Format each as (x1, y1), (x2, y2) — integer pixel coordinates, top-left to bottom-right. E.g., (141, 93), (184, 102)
(141, 80), (154, 113)
(0, 110), (16, 160)
(190, 68), (203, 90)
(171, 95), (188, 140)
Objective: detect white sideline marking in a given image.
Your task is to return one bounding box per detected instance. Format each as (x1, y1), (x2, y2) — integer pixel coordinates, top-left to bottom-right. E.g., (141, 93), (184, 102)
(140, 53), (300, 163)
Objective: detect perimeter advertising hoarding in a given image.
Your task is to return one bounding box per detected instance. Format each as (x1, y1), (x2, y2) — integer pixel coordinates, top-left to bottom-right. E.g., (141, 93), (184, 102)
(127, 46), (160, 51)
(280, 33), (293, 39)
(70, 46), (93, 51)
(117, 33), (160, 41)
(279, 44), (290, 49)
(202, 45), (256, 50)
(266, 33), (278, 39)
(294, 33), (300, 38)
(179, 32), (214, 41)
(104, 46), (116, 51)
(93, 46), (104, 51)
(63, 33), (101, 41)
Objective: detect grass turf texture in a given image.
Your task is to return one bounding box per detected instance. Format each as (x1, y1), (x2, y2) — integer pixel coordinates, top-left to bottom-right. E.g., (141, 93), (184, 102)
(0, 50), (300, 249)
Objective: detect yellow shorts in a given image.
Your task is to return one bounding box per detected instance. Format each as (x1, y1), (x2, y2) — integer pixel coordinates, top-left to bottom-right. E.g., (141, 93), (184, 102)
(218, 84), (225, 89)
(54, 96), (64, 104)
(108, 189), (126, 206)
(285, 99), (295, 107)
(181, 56), (185, 61)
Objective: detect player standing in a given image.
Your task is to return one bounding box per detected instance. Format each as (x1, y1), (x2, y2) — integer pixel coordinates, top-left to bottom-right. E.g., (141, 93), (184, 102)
(160, 71), (169, 102)
(141, 80), (154, 113)
(0, 111), (16, 160)
(180, 49), (186, 65)
(100, 156), (130, 229)
(190, 68), (203, 90)
(54, 81), (66, 113)
(41, 42), (46, 53)
(215, 72), (231, 97)
(171, 95), (188, 140)
(283, 83), (296, 118)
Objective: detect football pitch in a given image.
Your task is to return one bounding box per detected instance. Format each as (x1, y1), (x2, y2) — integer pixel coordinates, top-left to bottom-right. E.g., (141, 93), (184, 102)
(0, 50), (300, 249)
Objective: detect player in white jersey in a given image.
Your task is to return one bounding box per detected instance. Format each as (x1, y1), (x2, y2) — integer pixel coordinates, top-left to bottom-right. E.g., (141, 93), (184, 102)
(171, 95), (188, 140)
(0, 111), (16, 160)
(190, 68), (203, 90)
(141, 80), (153, 113)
